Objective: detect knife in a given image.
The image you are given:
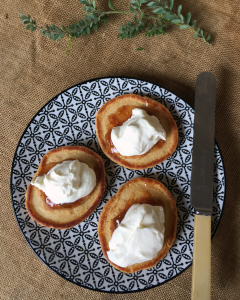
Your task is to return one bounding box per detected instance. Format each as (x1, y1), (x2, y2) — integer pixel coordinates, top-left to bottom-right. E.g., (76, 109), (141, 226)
(191, 72), (216, 300)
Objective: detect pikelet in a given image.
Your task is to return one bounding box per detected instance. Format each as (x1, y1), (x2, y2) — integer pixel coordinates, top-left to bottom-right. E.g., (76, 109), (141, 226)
(25, 146), (105, 229)
(95, 94), (178, 170)
(98, 177), (177, 273)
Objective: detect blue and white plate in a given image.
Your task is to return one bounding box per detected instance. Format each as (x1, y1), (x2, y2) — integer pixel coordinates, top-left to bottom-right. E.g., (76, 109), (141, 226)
(11, 77), (226, 293)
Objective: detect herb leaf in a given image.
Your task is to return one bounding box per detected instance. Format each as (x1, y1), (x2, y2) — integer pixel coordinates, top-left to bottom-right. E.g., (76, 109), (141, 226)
(19, 0), (211, 55)
(108, 0), (115, 11)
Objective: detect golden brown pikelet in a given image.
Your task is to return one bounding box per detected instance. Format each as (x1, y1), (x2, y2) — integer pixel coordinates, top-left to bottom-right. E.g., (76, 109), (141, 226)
(98, 177), (177, 273)
(95, 94), (178, 170)
(25, 146), (105, 229)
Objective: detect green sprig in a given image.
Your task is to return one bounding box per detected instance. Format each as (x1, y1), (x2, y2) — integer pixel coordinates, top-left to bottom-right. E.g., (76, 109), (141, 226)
(19, 13), (37, 32)
(147, 0), (211, 45)
(118, 17), (145, 40)
(19, 0), (211, 55)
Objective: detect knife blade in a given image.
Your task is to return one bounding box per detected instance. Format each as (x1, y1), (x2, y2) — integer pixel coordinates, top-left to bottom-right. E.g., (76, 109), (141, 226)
(191, 72), (216, 300)
(191, 72), (216, 214)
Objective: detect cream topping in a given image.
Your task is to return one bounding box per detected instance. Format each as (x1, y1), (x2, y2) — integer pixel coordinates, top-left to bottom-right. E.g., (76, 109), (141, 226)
(107, 203), (165, 268)
(111, 108), (166, 156)
(31, 160), (96, 204)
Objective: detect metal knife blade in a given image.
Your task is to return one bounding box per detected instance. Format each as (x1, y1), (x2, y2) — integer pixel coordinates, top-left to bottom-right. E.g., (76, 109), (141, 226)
(190, 72), (216, 215)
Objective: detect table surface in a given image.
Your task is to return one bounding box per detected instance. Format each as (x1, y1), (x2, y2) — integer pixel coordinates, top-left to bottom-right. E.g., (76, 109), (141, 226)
(1, 0), (240, 299)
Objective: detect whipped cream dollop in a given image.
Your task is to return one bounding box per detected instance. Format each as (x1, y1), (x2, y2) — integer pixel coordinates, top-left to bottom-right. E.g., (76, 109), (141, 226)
(111, 108), (166, 156)
(107, 203), (165, 268)
(31, 160), (96, 205)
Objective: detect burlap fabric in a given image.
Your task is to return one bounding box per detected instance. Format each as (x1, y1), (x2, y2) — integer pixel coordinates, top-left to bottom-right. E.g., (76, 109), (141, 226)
(1, 0), (239, 299)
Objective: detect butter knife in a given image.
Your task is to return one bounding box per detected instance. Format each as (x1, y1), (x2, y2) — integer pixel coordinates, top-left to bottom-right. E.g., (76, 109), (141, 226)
(191, 72), (216, 300)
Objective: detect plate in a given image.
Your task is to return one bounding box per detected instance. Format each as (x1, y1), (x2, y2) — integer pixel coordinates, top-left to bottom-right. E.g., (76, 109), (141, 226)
(11, 77), (226, 293)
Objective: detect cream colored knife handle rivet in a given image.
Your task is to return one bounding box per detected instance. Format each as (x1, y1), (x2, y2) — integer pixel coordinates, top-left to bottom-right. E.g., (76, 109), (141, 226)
(191, 214), (211, 300)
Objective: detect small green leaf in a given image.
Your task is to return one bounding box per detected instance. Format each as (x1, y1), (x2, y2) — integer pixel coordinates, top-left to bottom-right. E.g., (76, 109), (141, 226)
(180, 25), (188, 29)
(169, 0), (174, 11)
(26, 24), (32, 30)
(206, 35), (211, 42)
(122, 32), (128, 39)
(179, 14), (184, 22)
(200, 29), (203, 36)
(133, 27), (138, 36)
(171, 19), (181, 24)
(134, 16), (140, 23)
(152, 7), (165, 14)
(23, 20), (30, 24)
(147, 2), (160, 8)
(89, 13), (95, 19)
(86, 26), (91, 34)
(129, 6), (135, 12)
(191, 20), (196, 28)
(84, 6), (94, 12)
(50, 32), (55, 40)
(93, 0), (96, 8)
(56, 34), (62, 41)
(85, 14), (91, 21)
(136, 47), (144, 51)
(186, 12), (191, 24)
(163, 14), (175, 20)
(79, 0), (89, 5)
(131, 3), (139, 7)
(177, 5), (182, 16)
(62, 25), (66, 31)
(31, 26), (36, 32)
(193, 32), (199, 38)
(103, 16), (108, 25)
(108, 0), (115, 10)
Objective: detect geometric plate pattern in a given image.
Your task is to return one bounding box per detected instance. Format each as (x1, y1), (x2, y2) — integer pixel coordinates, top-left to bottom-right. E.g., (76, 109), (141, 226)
(10, 77), (226, 293)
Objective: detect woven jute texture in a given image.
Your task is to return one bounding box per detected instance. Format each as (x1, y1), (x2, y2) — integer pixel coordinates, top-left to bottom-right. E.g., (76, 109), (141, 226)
(1, 0), (240, 299)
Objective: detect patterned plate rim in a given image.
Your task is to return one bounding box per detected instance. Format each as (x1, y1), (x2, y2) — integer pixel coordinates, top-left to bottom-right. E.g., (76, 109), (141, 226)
(10, 76), (227, 294)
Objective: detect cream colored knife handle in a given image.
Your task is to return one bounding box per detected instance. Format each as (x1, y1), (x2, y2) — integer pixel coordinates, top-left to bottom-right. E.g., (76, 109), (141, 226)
(191, 214), (211, 300)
